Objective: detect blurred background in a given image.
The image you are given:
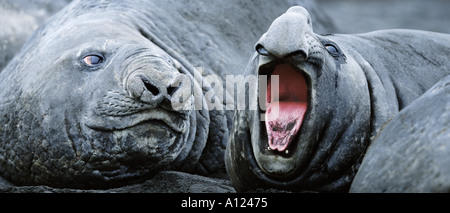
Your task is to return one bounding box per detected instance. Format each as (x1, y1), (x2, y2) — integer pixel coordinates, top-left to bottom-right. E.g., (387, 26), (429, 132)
(317, 0), (450, 34)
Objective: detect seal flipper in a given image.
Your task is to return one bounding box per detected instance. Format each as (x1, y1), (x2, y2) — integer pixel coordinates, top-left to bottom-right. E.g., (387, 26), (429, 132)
(265, 64), (308, 152)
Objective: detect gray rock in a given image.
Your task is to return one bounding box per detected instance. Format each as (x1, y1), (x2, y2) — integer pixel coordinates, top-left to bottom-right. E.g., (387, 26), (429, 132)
(0, 171), (235, 193)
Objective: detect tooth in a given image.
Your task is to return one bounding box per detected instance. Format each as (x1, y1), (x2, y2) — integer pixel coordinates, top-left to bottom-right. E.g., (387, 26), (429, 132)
(285, 150), (289, 154)
(267, 146), (271, 151)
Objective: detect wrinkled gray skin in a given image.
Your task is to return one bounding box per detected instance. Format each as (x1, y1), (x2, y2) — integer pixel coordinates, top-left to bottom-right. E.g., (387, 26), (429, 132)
(350, 76), (450, 193)
(0, 0), (332, 189)
(225, 6), (450, 192)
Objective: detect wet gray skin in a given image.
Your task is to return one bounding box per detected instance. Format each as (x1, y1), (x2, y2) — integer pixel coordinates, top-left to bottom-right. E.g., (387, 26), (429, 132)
(226, 6), (450, 192)
(0, 0), (332, 188)
(0, 13), (207, 188)
(351, 76), (450, 193)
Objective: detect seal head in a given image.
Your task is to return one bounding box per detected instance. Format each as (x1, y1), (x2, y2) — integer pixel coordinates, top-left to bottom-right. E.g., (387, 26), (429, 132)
(253, 6), (368, 183)
(226, 6), (370, 192)
(226, 5), (450, 192)
(0, 8), (208, 188)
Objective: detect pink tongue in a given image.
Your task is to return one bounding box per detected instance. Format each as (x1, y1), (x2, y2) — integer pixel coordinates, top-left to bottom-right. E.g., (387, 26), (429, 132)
(265, 64), (308, 152)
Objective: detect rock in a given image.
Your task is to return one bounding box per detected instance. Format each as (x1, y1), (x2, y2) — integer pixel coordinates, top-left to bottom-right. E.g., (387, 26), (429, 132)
(0, 171), (235, 193)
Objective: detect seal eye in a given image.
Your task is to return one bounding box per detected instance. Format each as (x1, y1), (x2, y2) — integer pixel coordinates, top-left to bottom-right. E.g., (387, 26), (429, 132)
(325, 44), (339, 56)
(83, 55), (103, 66)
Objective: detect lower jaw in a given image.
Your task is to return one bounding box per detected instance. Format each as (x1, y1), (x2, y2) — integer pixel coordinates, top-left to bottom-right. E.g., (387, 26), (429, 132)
(257, 154), (298, 179)
(254, 128), (298, 179)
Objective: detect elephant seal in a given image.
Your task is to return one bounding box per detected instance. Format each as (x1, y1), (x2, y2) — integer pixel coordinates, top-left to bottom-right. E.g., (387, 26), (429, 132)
(225, 6), (450, 192)
(0, 0), (213, 188)
(0, 0), (329, 188)
(350, 75), (450, 193)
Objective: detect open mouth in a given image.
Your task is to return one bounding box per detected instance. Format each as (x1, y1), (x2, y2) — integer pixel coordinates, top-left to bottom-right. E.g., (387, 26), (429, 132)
(260, 63), (310, 154)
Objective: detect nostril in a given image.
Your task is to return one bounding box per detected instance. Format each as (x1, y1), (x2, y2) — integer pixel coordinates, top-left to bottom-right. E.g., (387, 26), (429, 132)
(167, 83), (180, 97)
(142, 79), (160, 96)
(288, 49), (308, 61)
(255, 44), (270, 56)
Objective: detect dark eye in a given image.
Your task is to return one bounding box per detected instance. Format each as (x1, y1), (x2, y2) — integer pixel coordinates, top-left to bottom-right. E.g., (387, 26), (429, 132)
(83, 55), (103, 66)
(325, 44), (339, 56)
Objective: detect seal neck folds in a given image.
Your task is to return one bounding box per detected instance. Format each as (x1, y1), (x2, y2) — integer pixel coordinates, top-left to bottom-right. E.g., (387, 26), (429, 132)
(265, 64), (308, 152)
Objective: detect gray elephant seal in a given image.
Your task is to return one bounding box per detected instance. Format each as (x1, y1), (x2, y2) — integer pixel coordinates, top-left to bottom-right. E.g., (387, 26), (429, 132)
(225, 6), (450, 192)
(0, 0), (212, 188)
(0, 0), (328, 188)
(350, 75), (450, 192)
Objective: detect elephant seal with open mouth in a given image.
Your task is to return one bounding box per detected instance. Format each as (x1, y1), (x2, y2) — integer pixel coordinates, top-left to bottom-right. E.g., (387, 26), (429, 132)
(0, 0), (331, 189)
(225, 6), (450, 192)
